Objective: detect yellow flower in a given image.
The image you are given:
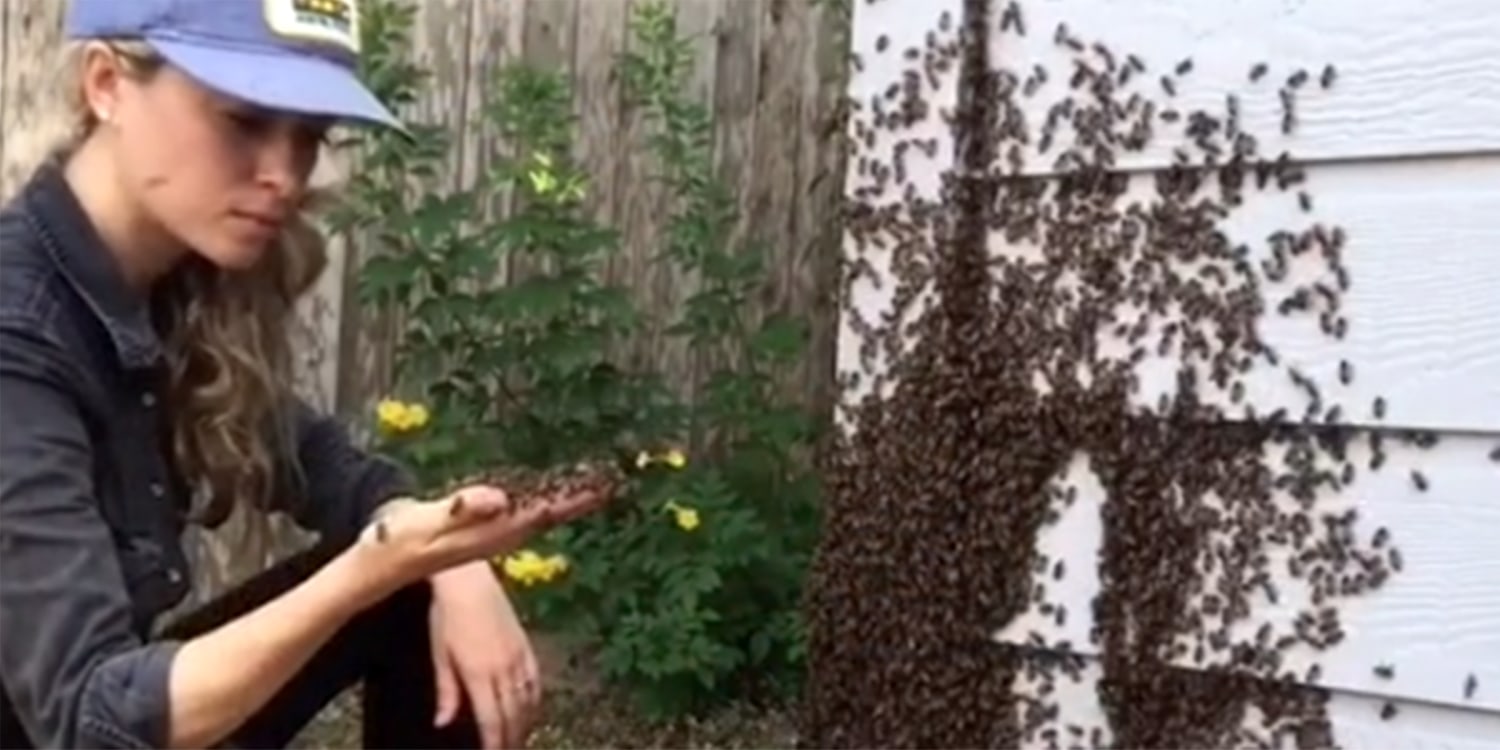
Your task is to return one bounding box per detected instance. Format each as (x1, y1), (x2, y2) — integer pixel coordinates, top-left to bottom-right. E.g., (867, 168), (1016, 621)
(525, 152), (587, 203)
(663, 500), (700, 532)
(527, 167), (558, 195)
(499, 549), (537, 579)
(497, 549), (570, 587)
(376, 398), (430, 435)
(376, 398), (403, 424)
(406, 403), (430, 428)
(635, 447), (688, 470)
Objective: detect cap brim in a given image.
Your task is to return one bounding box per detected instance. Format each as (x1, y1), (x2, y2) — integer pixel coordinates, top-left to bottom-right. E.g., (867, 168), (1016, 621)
(146, 36), (410, 138)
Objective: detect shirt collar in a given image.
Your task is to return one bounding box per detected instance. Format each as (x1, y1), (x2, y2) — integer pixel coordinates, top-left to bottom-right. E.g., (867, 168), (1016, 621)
(21, 159), (164, 369)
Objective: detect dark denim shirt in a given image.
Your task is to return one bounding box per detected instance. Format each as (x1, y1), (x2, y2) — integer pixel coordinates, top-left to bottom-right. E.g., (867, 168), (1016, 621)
(0, 162), (415, 749)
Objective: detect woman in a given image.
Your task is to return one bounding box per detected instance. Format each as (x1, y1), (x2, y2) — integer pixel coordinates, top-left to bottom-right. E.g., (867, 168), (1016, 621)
(0, 1), (610, 748)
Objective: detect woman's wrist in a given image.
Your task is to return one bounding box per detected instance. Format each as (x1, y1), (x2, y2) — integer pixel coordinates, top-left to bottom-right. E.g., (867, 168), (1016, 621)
(343, 497), (440, 600)
(431, 558), (500, 594)
(351, 495), (491, 593)
(335, 535), (415, 607)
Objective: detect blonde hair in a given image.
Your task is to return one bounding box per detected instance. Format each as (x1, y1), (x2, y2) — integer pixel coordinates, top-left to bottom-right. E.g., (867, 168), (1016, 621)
(18, 40), (332, 529)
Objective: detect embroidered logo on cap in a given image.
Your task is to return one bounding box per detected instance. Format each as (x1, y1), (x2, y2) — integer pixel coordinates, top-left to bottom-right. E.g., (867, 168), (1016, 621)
(264, 0), (361, 54)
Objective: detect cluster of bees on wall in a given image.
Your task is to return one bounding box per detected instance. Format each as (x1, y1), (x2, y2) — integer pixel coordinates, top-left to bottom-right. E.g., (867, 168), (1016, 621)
(800, 0), (1494, 748)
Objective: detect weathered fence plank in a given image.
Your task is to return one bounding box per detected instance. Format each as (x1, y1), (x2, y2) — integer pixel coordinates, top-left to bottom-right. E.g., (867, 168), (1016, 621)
(0, 0), (65, 197)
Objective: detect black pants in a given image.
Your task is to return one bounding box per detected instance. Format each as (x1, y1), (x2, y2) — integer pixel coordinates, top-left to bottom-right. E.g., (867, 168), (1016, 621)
(4, 538), (484, 749)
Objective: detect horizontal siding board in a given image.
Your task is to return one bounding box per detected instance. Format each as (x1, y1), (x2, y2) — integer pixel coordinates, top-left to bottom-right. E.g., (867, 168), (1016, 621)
(843, 154), (1500, 435)
(994, 432), (1500, 713)
(1006, 651), (1500, 749)
(843, 0), (961, 206)
(979, 0), (1500, 176)
(1088, 156), (1500, 435)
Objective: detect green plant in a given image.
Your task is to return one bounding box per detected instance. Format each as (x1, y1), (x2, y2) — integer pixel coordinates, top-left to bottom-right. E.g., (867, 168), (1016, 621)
(332, 0), (674, 487)
(336, 0), (823, 723)
(547, 3), (821, 714)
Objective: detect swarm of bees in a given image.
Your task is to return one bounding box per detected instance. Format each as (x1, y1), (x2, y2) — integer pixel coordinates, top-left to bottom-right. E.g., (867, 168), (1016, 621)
(368, 459), (628, 544)
(450, 460), (628, 512)
(798, 1), (1434, 748)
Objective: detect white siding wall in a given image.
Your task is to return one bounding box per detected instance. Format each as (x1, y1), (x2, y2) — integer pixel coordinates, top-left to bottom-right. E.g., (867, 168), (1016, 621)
(838, 0), (1500, 745)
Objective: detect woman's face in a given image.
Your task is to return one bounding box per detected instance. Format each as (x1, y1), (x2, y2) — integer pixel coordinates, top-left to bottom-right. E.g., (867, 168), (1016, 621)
(82, 44), (333, 271)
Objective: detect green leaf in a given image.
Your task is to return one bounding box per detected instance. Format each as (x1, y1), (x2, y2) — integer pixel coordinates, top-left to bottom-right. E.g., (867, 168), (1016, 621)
(748, 314), (807, 363)
(358, 251), (422, 303)
(409, 191), (473, 246)
(748, 630), (772, 665)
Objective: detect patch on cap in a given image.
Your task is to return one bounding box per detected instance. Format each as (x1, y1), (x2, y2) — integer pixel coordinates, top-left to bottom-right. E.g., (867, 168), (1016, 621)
(264, 0), (361, 54)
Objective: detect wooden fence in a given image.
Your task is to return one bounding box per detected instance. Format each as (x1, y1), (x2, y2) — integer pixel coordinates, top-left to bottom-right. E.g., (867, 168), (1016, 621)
(0, 0), (849, 604)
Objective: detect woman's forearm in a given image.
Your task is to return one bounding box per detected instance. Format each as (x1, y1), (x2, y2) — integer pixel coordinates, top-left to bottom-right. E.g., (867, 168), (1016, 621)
(164, 544), (397, 748)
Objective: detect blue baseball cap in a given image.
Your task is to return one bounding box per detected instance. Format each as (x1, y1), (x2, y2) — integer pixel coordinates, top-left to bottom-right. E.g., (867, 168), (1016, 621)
(65, 0), (405, 134)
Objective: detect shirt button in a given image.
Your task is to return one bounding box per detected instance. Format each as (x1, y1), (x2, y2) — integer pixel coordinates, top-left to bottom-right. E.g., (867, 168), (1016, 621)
(150, 482), (166, 498)
(141, 392), (157, 408)
(166, 568), (182, 585)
